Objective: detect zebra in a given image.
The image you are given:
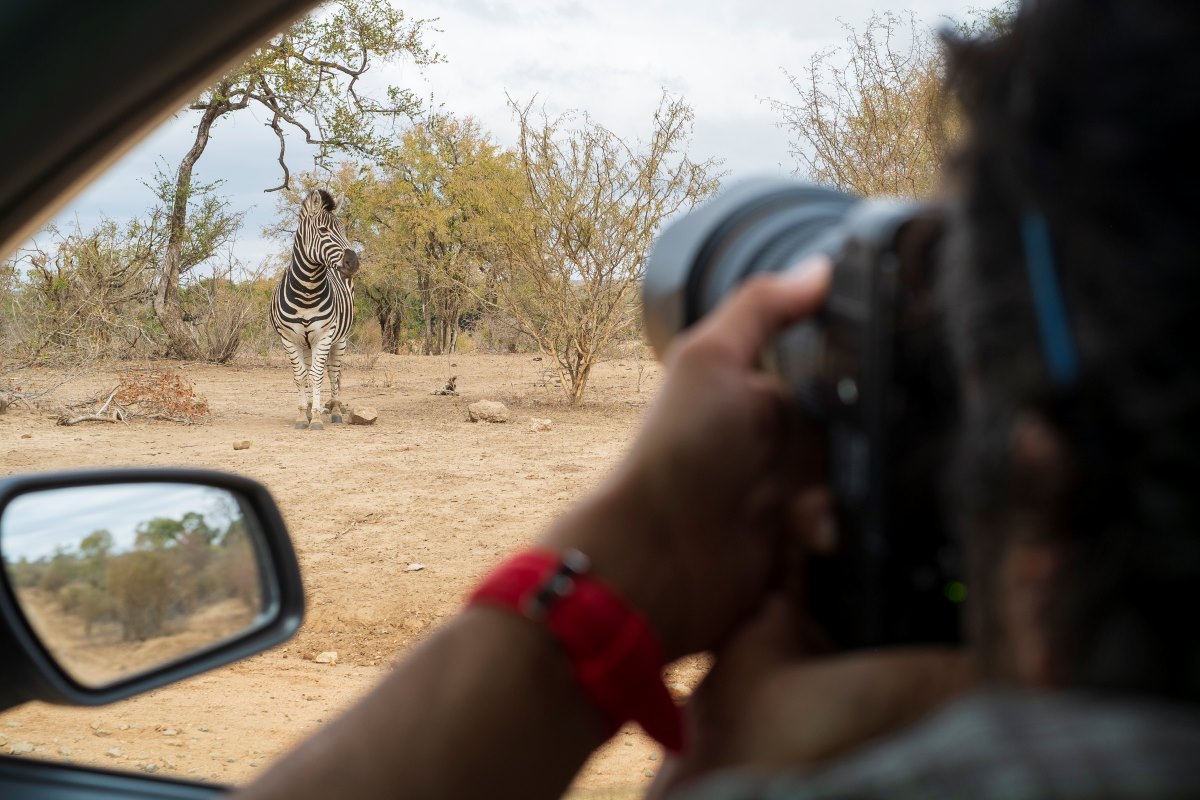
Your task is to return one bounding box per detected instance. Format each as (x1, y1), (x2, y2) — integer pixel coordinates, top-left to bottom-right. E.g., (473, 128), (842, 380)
(271, 189), (360, 430)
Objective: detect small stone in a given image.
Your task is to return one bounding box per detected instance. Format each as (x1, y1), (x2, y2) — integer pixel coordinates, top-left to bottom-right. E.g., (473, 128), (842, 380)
(227, 757), (237, 764)
(350, 407), (378, 425)
(643, 768), (656, 778)
(406, 563), (425, 572)
(9, 742), (34, 754)
(20, 433), (31, 439)
(162, 729), (179, 736)
(118, 723), (130, 731)
(107, 746), (123, 758)
(143, 763), (159, 773)
(233, 440), (251, 450)
(314, 651), (338, 665)
(648, 752), (658, 761)
(528, 417), (552, 432)
(93, 728), (112, 737)
(198, 726), (209, 733)
(467, 400), (509, 423)
(58, 745), (72, 756)
(623, 741), (633, 747)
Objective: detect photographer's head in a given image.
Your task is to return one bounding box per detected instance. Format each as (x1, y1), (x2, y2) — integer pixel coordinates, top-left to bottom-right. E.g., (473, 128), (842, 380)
(944, 0), (1200, 701)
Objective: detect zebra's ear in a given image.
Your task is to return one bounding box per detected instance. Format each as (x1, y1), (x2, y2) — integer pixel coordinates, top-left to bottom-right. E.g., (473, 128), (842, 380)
(301, 189), (337, 216)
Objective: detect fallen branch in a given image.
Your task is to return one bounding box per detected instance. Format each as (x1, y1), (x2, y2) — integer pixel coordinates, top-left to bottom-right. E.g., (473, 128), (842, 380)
(57, 412), (123, 426)
(57, 387), (126, 425)
(55, 371), (210, 426)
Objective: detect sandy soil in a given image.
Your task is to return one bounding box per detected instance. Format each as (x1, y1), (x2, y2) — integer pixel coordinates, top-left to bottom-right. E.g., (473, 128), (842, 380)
(0, 352), (706, 796)
(18, 589), (257, 688)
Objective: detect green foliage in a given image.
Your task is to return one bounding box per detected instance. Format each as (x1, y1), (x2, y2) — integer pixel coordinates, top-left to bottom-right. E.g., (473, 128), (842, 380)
(143, 164), (243, 277)
(199, 0), (441, 190)
(359, 116), (523, 354)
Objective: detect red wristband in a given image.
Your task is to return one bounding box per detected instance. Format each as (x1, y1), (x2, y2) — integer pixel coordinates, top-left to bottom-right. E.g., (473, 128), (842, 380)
(467, 549), (686, 752)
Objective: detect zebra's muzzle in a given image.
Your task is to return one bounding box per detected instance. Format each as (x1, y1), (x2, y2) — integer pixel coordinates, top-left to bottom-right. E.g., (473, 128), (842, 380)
(338, 248), (360, 277)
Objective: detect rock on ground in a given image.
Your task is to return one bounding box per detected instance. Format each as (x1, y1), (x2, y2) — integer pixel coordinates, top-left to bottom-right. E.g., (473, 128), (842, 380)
(350, 407), (378, 425)
(232, 440), (251, 450)
(468, 400), (509, 423)
(528, 417), (552, 432)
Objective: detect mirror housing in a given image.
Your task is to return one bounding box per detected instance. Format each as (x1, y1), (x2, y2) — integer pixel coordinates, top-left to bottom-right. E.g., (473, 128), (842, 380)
(0, 468), (303, 711)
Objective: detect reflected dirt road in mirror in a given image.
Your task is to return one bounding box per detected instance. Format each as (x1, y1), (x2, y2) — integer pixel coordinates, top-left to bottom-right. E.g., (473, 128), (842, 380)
(1, 483), (264, 687)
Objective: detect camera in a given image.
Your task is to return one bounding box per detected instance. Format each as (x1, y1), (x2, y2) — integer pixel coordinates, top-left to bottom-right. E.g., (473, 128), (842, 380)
(644, 178), (963, 649)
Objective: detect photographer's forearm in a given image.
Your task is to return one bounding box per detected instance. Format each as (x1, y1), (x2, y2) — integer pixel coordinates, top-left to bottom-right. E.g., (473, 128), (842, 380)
(236, 606), (607, 800)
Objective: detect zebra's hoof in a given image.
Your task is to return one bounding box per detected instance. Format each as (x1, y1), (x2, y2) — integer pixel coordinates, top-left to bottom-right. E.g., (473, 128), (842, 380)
(294, 421), (308, 430)
(310, 421), (325, 431)
(331, 414), (343, 424)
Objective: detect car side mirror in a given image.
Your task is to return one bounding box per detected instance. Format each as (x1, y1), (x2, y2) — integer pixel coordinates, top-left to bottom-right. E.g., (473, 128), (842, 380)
(0, 469), (303, 710)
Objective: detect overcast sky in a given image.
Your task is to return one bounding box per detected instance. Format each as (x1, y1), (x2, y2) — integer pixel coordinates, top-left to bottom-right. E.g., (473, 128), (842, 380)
(1, 484), (241, 561)
(42, 0), (984, 271)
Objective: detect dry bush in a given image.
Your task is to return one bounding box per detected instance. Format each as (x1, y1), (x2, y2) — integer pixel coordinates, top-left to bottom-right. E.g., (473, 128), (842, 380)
(58, 370), (210, 426)
(106, 551), (171, 641)
(191, 265), (279, 363)
(114, 371), (209, 421)
(469, 307), (537, 354)
(4, 220), (158, 364)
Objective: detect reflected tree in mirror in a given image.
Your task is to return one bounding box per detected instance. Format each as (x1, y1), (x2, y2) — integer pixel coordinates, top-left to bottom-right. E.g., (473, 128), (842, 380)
(0, 484), (266, 688)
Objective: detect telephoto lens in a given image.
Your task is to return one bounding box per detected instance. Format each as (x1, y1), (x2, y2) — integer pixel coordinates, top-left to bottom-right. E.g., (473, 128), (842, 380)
(643, 178), (964, 648)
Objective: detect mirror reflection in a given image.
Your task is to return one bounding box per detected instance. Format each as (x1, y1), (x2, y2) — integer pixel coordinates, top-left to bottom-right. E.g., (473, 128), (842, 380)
(0, 483), (265, 688)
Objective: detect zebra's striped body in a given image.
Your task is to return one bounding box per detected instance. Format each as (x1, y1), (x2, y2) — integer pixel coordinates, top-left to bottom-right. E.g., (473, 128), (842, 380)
(271, 189), (360, 430)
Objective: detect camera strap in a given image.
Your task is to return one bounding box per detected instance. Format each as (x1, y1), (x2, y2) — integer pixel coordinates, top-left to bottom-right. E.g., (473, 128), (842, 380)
(1021, 211), (1079, 386)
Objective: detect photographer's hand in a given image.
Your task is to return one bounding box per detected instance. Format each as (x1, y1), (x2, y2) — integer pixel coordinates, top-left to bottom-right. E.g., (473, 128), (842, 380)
(648, 596), (970, 799)
(544, 258), (832, 658)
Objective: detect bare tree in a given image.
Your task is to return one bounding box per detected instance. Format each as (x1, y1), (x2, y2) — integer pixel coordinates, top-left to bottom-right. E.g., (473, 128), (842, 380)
(768, 12), (948, 198)
(493, 93), (721, 405)
(155, 1), (440, 358)
(767, 4), (1017, 198)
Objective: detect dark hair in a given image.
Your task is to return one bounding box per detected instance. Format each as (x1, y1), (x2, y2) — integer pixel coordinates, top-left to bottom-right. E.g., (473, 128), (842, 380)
(942, 0), (1200, 701)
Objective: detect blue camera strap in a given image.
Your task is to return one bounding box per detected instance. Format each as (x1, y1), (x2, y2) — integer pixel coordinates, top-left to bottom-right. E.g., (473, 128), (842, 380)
(1021, 211), (1080, 387)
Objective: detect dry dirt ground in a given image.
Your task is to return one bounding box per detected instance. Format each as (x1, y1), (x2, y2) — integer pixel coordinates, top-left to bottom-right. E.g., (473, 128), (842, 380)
(0, 352), (708, 797)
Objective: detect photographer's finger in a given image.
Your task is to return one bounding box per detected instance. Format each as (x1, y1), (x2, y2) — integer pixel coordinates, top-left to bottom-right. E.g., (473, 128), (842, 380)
(697, 256), (832, 364)
(791, 487), (837, 555)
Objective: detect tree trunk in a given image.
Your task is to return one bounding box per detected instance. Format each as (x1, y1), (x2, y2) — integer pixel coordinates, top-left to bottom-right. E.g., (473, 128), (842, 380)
(568, 360), (593, 406)
(154, 101), (224, 360)
(417, 272), (433, 356)
(378, 311), (400, 354)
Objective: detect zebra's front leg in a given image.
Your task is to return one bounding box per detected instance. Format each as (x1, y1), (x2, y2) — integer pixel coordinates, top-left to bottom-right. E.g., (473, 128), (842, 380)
(282, 338), (313, 429)
(327, 339), (348, 423)
(307, 335), (335, 431)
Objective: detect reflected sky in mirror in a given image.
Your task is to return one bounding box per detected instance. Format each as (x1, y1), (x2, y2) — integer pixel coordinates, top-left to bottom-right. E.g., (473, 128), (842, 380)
(1, 484), (241, 562)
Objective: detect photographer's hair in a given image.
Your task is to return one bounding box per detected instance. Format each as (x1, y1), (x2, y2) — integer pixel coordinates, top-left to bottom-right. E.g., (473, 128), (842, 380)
(941, 0), (1200, 702)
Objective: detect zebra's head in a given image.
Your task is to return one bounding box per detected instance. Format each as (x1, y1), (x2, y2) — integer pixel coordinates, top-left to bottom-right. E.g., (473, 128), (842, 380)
(297, 189), (360, 280)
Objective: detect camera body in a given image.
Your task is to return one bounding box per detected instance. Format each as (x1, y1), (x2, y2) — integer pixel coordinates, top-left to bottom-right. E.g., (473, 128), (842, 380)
(644, 179), (962, 648)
